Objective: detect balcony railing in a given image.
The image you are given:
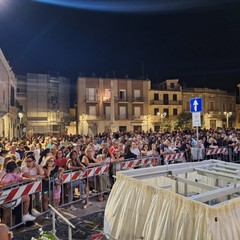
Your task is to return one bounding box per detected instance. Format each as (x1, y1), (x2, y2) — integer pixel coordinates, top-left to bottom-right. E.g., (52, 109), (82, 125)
(117, 114), (128, 120)
(85, 95), (98, 102)
(115, 96), (128, 102)
(103, 97), (111, 102)
(150, 100), (182, 105)
(131, 97), (145, 102)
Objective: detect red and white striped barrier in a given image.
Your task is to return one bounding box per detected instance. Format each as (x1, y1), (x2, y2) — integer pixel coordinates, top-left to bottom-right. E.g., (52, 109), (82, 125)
(234, 146), (240, 152)
(82, 164), (109, 178)
(121, 159), (142, 170)
(0, 180), (42, 205)
(62, 164), (109, 184)
(163, 153), (185, 162)
(142, 157), (158, 166)
(206, 148), (228, 156)
(121, 157), (158, 170)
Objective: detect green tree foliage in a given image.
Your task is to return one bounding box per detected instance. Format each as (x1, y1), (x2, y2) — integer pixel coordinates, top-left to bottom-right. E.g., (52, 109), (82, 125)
(176, 112), (192, 129)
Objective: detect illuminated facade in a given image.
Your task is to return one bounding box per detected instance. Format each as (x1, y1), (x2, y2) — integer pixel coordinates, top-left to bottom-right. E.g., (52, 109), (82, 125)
(182, 88), (236, 128)
(77, 77), (237, 135)
(77, 77), (150, 135)
(0, 49), (18, 139)
(16, 73), (70, 136)
(235, 84), (240, 129)
(149, 79), (182, 131)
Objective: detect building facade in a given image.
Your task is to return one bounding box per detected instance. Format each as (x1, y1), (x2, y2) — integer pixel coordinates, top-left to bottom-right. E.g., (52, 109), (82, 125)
(77, 77), (237, 135)
(77, 77), (150, 135)
(182, 88), (236, 129)
(16, 73), (70, 136)
(0, 49), (19, 139)
(149, 79), (182, 131)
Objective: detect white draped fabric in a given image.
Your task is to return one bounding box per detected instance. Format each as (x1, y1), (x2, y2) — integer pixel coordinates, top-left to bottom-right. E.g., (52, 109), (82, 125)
(104, 172), (240, 240)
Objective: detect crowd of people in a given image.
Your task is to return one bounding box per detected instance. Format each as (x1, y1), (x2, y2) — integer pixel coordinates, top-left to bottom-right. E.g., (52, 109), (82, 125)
(0, 128), (239, 230)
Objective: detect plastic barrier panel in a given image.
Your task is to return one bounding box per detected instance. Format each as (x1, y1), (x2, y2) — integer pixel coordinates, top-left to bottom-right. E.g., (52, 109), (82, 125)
(0, 180), (42, 205)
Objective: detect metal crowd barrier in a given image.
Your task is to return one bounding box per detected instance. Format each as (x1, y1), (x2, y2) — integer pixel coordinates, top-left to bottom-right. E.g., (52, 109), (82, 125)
(121, 156), (160, 170)
(59, 163), (110, 207)
(0, 179), (42, 229)
(163, 152), (186, 164)
(189, 146), (240, 162)
(6, 148), (240, 230)
(229, 146), (240, 163)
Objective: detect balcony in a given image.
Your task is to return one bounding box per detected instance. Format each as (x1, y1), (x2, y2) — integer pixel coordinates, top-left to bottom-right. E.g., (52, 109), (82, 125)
(115, 96), (129, 102)
(103, 97), (111, 103)
(85, 95), (98, 102)
(131, 97), (145, 103)
(150, 100), (182, 105)
(117, 114), (128, 120)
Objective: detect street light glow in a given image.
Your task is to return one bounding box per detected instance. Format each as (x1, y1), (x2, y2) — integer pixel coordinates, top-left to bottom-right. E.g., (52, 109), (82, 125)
(223, 111), (232, 128)
(157, 112), (167, 118)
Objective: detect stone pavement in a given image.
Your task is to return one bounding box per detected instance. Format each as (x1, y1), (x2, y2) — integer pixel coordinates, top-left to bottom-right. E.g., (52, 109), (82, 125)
(13, 196), (108, 240)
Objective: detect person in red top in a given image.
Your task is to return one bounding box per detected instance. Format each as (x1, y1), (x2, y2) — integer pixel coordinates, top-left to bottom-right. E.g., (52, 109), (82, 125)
(55, 149), (67, 170)
(108, 139), (119, 158)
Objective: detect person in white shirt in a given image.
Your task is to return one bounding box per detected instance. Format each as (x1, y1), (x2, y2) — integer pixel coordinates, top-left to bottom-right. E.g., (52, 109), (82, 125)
(9, 145), (21, 161)
(131, 142), (140, 158)
(92, 139), (101, 152)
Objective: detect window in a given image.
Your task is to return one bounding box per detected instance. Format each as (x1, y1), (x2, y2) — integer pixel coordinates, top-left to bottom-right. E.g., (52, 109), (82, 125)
(154, 93), (159, 100)
(210, 120), (216, 129)
(163, 108), (169, 118)
(89, 106), (97, 119)
(154, 108), (159, 115)
(163, 94), (169, 105)
(119, 126), (127, 132)
(10, 86), (15, 106)
(173, 109), (178, 116)
(119, 106), (126, 119)
(223, 102), (226, 112)
(229, 103), (233, 111)
(53, 125), (61, 132)
(134, 89), (141, 101)
(104, 89), (111, 101)
(86, 88), (97, 101)
(209, 102), (214, 111)
(170, 83), (175, 88)
(134, 106), (141, 117)
(105, 106), (110, 119)
(173, 94), (177, 101)
(119, 89), (126, 101)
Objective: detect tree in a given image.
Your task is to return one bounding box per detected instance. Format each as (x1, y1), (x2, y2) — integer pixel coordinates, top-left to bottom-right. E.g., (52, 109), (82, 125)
(176, 112), (192, 129)
(160, 118), (178, 132)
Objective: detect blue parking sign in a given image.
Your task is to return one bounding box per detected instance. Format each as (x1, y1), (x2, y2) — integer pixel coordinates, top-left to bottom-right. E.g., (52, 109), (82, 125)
(190, 98), (202, 113)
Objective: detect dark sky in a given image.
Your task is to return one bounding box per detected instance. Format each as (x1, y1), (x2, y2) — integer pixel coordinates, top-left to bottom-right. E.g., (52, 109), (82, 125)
(1, 0), (240, 105)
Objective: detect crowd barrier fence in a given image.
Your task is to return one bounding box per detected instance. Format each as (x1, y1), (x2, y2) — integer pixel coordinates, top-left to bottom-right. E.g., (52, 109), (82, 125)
(2, 148), (240, 230)
(0, 179), (42, 229)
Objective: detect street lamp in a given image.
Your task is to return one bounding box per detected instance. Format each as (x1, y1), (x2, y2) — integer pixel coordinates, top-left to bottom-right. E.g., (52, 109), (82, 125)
(18, 112), (24, 137)
(157, 112), (167, 120)
(223, 112), (232, 128)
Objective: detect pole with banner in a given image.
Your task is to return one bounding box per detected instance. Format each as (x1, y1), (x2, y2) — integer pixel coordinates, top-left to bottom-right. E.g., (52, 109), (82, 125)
(190, 98), (202, 161)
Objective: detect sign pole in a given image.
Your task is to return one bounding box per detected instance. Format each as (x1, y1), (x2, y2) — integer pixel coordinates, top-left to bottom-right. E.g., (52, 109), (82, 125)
(190, 98), (203, 162)
(196, 126), (199, 161)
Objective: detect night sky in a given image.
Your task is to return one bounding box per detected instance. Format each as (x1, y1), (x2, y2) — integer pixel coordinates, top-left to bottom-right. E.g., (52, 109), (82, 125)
(1, 0), (240, 105)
